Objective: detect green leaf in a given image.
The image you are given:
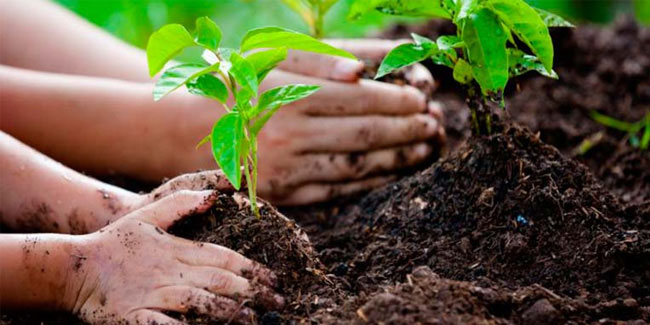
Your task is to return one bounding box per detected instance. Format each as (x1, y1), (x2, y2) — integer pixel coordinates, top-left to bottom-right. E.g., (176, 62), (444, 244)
(534, 8), (575, 27)
(146, 24), (196, 77)
(411, 33), (435, 46)
(456, 0), (481, 21)
(153, 63), (217, 101)
(211, 113), (244, 189)
(187, 74), (229, 104)
(194, 17), (222, 52)
(240, 27), (356, 59)
(640, 117), (650, 150)
(228, 53), (259, 96)
(349, 0), (451, 19)
(250, 84), (320, 135)
(436, 35), (462, 50)
(485, 0), (554, 71)
(376, 42), (437, 79)
(246, 48), (289, 82)
(462, 8), (509, 97)
(453, 58), (474, 84)
(255, 84), (321, 116)
(235, 88), (254, 114)
(508, 49), (558, 79)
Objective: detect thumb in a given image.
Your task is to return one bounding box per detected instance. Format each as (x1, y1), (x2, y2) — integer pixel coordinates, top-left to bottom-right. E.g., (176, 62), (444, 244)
(138, 190), (217, 229)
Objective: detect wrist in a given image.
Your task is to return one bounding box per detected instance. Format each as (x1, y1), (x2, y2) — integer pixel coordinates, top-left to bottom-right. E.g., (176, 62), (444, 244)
(0, 234), (87, 311)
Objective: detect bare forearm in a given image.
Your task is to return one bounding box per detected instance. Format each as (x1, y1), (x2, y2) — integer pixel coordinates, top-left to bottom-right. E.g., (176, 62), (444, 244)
(0, 0), (149, 82)
(0, 233), (84, 311)
(0, 131), (142, 233)
(0, 65), (217, 181)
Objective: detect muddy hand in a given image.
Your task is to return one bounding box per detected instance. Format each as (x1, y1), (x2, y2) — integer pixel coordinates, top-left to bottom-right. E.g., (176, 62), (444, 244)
(278, 38), (436, 92)
(70, 190), (282, 325)
(255, 67), (445, 205)
(145, 170), (236, 203)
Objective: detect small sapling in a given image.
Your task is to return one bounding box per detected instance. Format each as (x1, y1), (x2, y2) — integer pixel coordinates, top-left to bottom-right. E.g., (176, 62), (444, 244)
(350, 0), (573, 134)
(281, 0), (340, 38)
(146, 17), (355, 216)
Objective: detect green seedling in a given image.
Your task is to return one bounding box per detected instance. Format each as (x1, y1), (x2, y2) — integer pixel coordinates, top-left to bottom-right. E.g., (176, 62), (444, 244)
(591, 110), (650, 150)
(281, 0), (340, 38)
(351, 0), (573, 135)
(146, 17), (355, 216)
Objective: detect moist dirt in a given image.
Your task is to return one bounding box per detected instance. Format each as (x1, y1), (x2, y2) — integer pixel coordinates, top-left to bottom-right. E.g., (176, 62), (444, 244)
(2, 16), (649, 325)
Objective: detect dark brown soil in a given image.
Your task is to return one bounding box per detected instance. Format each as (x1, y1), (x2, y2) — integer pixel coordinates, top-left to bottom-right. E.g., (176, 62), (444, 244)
(383, 16), (650, 210)
(3, 17), (650, 325)
(166, 193), (345, 324)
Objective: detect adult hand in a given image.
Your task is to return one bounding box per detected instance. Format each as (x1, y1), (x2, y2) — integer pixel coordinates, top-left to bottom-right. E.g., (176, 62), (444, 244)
(70, 190), (282, 324)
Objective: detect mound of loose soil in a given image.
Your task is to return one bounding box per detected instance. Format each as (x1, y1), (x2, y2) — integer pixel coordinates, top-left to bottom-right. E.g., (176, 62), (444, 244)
(383, 16), (650, 210)
(166, 193), (345, 324)
(307, 123), (649, 323)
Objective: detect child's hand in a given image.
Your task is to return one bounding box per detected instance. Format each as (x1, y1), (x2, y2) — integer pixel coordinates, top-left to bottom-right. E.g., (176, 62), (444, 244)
(71, 190), (282, 324)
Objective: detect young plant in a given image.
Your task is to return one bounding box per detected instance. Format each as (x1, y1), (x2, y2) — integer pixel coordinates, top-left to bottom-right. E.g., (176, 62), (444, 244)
(350, 0), (573, 134)
(146, 17), (355, 216)
(281, 0), (340, 38)
(591, 110), (650, 150)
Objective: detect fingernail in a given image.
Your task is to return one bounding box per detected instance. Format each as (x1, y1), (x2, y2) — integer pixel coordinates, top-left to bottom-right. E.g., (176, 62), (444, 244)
(332, 59), (364, 81)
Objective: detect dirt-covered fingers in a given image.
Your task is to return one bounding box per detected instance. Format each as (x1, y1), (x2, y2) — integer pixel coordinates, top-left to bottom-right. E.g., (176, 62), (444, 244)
(138, 190), (217, 229)
(147, 286), (255, 324)
(404, 63), (436, 94)
(271, 175), (397, 206)
(278, 51), (364, 82)
(127, 309), (186, 325)
(176, 243), (277, 287)
(148, 171), (233, 202)
(297, 114), (441, 152)
(180, 266), (284, 310)
(282, 143), (433, 185)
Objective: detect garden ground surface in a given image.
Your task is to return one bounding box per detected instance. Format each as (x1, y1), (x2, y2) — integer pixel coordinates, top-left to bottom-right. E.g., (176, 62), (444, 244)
(2, 16), (649, 325)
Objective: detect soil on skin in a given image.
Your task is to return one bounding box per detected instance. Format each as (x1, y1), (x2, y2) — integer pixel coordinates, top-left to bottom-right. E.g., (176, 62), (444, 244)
(166, 193), (345, 324)
(3, 18), (649, 325)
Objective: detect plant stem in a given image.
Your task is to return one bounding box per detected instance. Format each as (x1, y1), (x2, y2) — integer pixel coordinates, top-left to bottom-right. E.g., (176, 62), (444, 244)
(311, 4), (325, 38)
(243, 149), (260, 218)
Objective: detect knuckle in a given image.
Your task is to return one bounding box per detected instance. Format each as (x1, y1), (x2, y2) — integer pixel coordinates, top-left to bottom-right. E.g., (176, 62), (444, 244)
(210, 273), (232, 291)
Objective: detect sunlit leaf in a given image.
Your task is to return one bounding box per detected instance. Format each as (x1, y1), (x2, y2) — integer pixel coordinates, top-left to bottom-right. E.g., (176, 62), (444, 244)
(376, 42), (437, 79)
(240, 27), (355, 59)
(187, 74), (229, 103)
(349, 0), (451, 19)
(147, 24), (196, 77)
(485, 0), (554, 71)
(228, 53), (258, 95)
(194, 17), (222, 52)
(211, 113), (244, 189)
(153, 63), (217, 101)
(245, 48), (289, 82)
(462, 8), (509, 97)
(508, 49), (558, 79)
(250, 85), (321, 135)
(534, 8), (575, 27)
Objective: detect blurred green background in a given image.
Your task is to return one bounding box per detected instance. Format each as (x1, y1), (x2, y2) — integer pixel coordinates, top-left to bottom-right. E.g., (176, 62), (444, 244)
(54, 0), (650, 50)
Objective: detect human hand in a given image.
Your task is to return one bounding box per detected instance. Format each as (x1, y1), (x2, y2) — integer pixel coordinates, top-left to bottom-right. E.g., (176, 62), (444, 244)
(69, 190), (282, 324)
(152, 39), (445, 206)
